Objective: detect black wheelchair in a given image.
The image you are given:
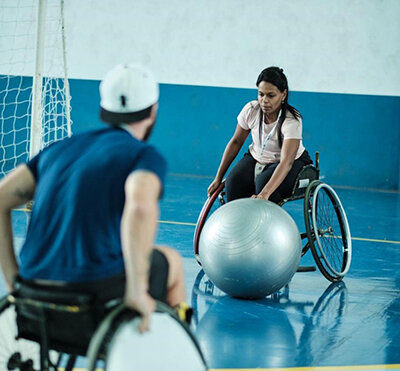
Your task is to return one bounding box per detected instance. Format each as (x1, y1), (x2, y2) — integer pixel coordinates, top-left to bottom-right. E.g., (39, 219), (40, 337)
(193, 152), (352, 283)
(0, 278), (207, 371)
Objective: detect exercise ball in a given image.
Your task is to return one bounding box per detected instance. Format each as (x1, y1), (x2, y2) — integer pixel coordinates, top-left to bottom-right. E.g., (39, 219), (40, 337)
(199, 198), (301, 299)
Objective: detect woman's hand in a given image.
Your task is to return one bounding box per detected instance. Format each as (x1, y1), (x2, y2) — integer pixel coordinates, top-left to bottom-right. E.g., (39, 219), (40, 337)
(251, 192), (270, 201)
(208, 178), (222, 197)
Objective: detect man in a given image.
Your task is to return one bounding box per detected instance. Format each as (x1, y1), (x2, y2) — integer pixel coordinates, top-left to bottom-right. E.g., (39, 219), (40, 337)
(0, 64), (187, 332)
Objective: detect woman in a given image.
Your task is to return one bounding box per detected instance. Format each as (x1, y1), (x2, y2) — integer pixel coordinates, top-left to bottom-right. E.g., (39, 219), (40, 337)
(208, 66), (312, 204)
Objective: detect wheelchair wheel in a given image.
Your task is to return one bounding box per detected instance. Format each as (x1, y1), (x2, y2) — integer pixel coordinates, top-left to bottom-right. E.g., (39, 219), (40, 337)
(304, 180), (352, 282)
(193, 181), (226, 263)
(87, 302), (207, 371)
(86, 303), (126, 371)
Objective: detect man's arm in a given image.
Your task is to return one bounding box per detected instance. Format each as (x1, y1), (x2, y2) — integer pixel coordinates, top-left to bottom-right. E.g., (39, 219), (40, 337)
(121, 170), (161, 332)
(0, 165), (36, 290)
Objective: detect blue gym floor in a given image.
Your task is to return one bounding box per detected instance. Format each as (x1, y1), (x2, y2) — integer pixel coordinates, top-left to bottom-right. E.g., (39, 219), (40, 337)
(1, 174), (400, 370)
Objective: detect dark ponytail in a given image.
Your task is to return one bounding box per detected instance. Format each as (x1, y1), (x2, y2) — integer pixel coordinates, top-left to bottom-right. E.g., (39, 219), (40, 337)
(256, 67), (301, 147)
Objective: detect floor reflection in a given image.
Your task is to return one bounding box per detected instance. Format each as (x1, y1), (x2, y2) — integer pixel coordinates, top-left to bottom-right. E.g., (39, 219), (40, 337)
(191, 269), (349, 369)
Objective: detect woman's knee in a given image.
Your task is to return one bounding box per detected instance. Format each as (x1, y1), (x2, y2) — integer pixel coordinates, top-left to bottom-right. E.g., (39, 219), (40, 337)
(225, 172), (242, 195)
(226, 167), (255, 200)
(255, 166), (275, 194)
(226, 176), (254, 201)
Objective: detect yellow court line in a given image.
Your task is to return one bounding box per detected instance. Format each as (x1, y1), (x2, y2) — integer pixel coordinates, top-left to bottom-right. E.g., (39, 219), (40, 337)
(159, 219), (400, 245)
(159, 220), (197, 227)
(324, 234), (400, 245)
(13, 210), (400, 245)
(207, 366), (400, 371)
(351, 236), (400, 245)
(66, 365), (400, 371)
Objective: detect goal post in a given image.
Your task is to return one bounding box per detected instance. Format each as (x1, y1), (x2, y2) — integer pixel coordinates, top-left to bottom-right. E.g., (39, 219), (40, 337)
(30, 0), (47, 159)
(0, 0), (72, 177)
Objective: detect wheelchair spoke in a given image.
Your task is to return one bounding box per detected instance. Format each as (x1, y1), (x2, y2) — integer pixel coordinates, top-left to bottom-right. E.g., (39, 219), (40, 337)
(306, 182), (352, 281)
(314, 188), (346, 272)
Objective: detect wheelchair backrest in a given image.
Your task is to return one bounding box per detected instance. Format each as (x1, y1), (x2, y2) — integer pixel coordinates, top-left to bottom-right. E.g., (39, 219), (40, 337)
(290, 165), (319, 199)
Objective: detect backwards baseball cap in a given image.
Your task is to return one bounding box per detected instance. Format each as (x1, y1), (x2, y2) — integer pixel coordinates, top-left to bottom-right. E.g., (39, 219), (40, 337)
(100, 64), (159, 125)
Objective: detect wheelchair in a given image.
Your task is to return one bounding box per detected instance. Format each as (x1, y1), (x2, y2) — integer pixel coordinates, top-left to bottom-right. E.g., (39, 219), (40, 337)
(193, 152), (352, 283)
(0, 277), (207, 371)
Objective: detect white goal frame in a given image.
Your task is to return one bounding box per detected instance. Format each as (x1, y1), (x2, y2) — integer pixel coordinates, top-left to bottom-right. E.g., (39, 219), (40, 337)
(0, 0), (72, 176)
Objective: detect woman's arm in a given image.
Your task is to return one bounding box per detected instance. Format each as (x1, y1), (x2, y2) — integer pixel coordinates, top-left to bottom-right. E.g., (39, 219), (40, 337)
(208, 124), (249, 196)
(255, 138), (300, 200)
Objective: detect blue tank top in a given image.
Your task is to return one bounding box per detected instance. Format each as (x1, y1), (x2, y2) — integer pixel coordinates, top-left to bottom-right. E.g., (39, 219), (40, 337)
(19, 127), (166, 282)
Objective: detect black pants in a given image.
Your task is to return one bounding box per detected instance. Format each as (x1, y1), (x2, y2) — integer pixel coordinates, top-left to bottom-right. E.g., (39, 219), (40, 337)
(225, 150), (312, 204)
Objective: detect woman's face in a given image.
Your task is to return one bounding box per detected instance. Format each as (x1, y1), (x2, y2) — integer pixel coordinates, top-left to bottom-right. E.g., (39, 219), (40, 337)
(257, 81), (287, 118)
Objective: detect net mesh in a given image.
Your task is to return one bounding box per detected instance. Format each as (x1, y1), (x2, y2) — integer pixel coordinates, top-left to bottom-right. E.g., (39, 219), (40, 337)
(0, 0), (72, 177)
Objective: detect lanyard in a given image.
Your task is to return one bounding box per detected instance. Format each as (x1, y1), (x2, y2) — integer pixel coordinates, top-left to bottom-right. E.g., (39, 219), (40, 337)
(259, 110), (281, 158)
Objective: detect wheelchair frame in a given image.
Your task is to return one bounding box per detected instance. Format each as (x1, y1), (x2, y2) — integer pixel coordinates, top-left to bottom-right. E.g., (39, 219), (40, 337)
(0, 279), (117, 371)
(193, 152), (352, 283)
(0, 280), (207, 371)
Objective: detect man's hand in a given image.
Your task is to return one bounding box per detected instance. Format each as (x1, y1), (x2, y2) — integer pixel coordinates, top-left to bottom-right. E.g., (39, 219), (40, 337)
(124, 290), (156, 333)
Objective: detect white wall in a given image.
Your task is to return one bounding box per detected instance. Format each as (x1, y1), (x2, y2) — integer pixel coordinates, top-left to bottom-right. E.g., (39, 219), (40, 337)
(1, 0), (399, 96)
(63, 0), (400, 96)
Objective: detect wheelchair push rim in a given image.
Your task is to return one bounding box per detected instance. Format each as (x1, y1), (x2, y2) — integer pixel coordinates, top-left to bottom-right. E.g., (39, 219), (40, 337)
(305, 180), (352, 281)
(193, 180), (226, 262)
(87, 302), (207, 371)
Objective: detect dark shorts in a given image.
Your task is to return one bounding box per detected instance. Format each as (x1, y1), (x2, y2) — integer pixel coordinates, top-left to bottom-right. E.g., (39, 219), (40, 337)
(22, 249), (169, 304)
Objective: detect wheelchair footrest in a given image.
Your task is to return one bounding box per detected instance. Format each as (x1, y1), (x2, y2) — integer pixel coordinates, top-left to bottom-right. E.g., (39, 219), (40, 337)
(297, 266), (316, 272)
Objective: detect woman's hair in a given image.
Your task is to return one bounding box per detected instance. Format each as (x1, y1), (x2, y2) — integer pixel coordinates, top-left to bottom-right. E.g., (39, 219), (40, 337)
(256, 66), (301, 147)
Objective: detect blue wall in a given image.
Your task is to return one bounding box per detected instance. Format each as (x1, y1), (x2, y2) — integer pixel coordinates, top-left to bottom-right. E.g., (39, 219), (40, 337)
(3, 1), (399, 190)
(69, 78), (400, 191)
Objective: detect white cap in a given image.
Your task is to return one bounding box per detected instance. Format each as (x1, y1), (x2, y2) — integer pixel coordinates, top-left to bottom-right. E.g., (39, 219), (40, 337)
(100, 64), (159, 124)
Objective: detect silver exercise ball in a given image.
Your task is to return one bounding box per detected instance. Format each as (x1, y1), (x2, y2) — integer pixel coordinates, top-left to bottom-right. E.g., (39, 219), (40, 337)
(199, 198), (302, 299)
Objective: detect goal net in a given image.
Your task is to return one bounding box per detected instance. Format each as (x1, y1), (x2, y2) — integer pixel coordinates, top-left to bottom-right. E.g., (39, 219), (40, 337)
(0, 0), (72, 177)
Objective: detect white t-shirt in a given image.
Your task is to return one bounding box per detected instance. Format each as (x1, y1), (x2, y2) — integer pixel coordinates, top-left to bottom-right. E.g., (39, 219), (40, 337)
(237, 100), (305, 164)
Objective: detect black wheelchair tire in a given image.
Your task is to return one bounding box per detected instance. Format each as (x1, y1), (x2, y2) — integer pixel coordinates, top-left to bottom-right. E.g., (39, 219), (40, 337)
(304, 180), (352, 282)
